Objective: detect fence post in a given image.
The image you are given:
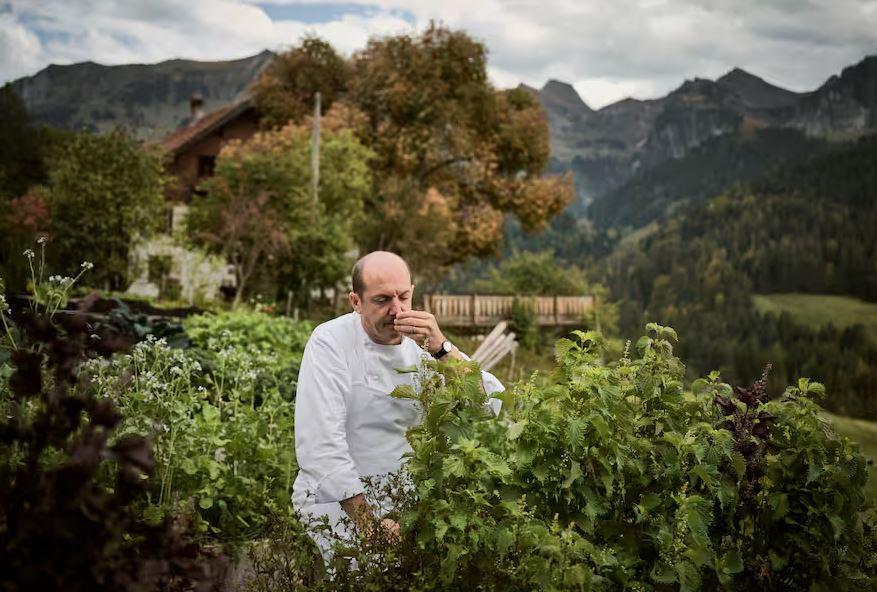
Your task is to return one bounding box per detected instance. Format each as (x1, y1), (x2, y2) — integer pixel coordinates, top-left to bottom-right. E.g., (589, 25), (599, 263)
(554, 295), (559, 325)
(472, 294), (478, 326)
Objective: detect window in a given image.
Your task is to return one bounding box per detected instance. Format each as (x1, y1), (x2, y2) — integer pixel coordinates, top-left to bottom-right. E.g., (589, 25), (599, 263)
(197, 154), (216, 178)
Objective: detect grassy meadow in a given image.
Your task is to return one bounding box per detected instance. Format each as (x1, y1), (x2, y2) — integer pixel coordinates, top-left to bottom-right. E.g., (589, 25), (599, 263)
(753, 293), (877, 343)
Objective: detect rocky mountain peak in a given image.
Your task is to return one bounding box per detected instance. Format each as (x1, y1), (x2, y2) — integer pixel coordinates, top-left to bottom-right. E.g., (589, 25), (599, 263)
(540, 79), (593, 115)
(716, 67), (799, 109)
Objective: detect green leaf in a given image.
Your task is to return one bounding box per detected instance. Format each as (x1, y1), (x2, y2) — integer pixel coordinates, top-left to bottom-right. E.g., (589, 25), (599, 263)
(507, 420), (527, 440)
(770, 493), (789, 520)
(720, 549), (744, 574)
(563, 460), (583, 489)
(494, 527), (515, 555)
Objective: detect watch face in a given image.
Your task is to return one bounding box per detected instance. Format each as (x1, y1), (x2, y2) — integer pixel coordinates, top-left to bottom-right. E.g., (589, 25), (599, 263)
(442, 340), (452, 353)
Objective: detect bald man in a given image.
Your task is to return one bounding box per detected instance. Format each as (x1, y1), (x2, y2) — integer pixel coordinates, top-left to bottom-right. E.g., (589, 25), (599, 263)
(292, 251), (503, 554)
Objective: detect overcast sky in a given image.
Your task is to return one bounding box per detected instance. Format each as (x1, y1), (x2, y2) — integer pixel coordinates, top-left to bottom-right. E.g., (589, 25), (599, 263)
(2, 0), (876, 109)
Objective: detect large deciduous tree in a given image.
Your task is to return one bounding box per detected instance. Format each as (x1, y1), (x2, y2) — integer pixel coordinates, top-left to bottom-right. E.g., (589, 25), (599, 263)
(187, 104), (372, 307)
(251, 36), (348, 128)
(45, 129), (167, 290)
(252, 26), (573, 280)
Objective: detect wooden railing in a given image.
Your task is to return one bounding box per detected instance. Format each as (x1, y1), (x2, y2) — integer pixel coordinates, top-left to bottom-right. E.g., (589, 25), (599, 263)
(423, 294), (597, 327)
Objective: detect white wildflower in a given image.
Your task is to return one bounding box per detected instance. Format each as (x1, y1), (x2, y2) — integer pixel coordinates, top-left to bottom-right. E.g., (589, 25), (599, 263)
(22, 249), (35, 259)
(80, 261), (94, 270)
(37, 236), (48, 245)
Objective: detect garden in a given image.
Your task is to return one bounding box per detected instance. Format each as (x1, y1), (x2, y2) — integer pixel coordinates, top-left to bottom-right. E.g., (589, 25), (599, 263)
(1, 247), (875, 591)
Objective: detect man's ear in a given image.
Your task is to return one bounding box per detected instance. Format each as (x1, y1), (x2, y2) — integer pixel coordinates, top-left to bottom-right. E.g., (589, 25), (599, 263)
(348, 291), (361, 312)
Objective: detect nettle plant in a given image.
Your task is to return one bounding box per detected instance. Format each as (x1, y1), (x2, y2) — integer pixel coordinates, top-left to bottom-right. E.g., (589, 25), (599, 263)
(85, 326), (298, 544)
(364, 324), (876, 591)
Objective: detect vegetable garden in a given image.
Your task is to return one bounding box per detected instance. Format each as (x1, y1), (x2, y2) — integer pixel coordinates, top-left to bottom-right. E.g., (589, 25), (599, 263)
(1, 255), (875, 591)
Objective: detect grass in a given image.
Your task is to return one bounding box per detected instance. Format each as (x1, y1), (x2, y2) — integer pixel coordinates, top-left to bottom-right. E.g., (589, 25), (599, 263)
(822, 411), (877, 503)
(753, 293), (877, 343)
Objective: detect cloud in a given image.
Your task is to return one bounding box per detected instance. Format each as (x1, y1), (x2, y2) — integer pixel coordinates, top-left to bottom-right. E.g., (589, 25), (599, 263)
(2, 0), (876, 109)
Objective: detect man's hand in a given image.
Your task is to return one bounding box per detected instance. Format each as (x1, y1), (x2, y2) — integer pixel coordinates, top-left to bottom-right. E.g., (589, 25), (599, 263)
(341, 493), (401, 543)
(393, 310), (447, 355)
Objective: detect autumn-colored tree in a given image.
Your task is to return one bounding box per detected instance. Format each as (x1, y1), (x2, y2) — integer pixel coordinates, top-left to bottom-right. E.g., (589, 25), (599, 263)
(253, 27), (573, 279)
(251, 36), (348, 128)
(0, 187), (52, 290)
(44, 129), (167, 290)
(188, 103), (372, 306)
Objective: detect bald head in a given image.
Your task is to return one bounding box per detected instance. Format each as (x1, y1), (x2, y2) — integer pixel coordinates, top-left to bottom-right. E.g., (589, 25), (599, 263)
(351, 251), (411, 297)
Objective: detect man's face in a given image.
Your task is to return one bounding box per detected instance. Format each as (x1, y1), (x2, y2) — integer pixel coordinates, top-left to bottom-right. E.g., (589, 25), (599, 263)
(349, 259), (413, 345)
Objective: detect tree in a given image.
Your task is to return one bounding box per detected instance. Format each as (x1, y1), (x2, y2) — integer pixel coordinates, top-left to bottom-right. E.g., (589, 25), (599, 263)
(0, 186), (51, 291)
(188, 103), (372, 307)
(0, 84), (45, 198)
(473, 250), (588, 296)
(346, 26), (573, 276)
(44, 129), (167, 290)
(252, 27), (574, 279)
(251, 36), (348, 128)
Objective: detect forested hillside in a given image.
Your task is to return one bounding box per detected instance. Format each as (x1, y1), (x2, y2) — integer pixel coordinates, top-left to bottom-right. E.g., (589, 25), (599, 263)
(588, 128), (831, 229)
(601, 134), (877, 418)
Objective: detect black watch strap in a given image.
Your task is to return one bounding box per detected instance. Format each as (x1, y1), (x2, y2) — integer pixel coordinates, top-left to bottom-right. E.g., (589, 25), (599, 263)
(433, 340), (452, 359)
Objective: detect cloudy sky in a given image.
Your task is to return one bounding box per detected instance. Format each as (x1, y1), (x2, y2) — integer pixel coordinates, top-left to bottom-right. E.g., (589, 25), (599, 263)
(2, 0), (876, 109)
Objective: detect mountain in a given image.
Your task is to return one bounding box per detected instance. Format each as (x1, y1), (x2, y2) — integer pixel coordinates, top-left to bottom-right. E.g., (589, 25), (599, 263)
(538, 56), (877, 210)
(9, 51), (274, 140)
(8, 50), (876, 215)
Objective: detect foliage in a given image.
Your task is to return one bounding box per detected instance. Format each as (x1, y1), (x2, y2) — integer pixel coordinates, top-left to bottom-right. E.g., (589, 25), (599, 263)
(188, 105), (372, 306)
(83, 311), (310, 544)
(472, 250), (588, 296)
(44, 129), (168, 290)
(0, 84), (45, 198)
(252, 36), (349, 127)
(0, 260), (224, 591)
(595, 135), (877, 418)
(242, 324), (877, 591)
(85, 329), (299, 546)
(184, 311), (312, 401)
(254, 27), (573, 279)
(508, 298), (538, 349)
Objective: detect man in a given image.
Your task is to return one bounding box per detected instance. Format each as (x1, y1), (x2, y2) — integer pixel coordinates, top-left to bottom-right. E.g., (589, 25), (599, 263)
(292, 251), (503, 552)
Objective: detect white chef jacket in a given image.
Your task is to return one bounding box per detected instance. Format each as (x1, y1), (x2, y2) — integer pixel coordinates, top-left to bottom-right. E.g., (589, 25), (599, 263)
(292, 312), (503, 548)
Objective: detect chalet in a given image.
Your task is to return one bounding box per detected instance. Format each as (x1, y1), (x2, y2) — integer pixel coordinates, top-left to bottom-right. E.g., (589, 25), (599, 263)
(126, 96), (261, 304)
(160, 94), (261, 205)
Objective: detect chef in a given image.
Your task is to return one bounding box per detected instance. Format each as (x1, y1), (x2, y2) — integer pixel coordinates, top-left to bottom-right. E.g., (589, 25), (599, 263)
(291, 251), (503, 554)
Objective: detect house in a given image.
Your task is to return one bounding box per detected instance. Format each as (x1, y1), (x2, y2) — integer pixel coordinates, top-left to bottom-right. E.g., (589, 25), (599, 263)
(160, 94), (260, 205)
(127, 95), (262, 304)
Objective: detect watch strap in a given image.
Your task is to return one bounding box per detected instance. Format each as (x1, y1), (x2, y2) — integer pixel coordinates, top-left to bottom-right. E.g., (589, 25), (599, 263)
(433, 340), (452, 359)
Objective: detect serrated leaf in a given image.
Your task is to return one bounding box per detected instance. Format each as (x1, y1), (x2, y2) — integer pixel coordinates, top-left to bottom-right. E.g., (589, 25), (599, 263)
(563, 460), (583, 489)
(507, 420), (527, 440)
(494, 527), (514, 555)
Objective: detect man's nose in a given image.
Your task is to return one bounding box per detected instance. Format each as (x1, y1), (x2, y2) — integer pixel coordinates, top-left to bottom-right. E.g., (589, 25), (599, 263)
(388, 298), (402, 315)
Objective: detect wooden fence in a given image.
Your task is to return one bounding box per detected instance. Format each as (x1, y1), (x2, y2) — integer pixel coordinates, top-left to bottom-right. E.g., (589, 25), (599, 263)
(423, 294), (597, 327)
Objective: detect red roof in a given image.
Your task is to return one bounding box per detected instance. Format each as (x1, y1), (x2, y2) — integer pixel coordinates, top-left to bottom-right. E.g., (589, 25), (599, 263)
(159, 97), (254, 155)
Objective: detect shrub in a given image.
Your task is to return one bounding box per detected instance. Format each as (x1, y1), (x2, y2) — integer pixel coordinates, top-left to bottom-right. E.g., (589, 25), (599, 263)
(252, 324), (877, 591)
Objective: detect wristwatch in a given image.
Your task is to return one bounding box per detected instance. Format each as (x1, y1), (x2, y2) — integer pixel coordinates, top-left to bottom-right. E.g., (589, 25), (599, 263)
(433, 339), (453, 360)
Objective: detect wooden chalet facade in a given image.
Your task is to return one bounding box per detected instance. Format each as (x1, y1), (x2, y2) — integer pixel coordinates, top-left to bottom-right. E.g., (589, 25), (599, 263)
(159, 95), (260, 205)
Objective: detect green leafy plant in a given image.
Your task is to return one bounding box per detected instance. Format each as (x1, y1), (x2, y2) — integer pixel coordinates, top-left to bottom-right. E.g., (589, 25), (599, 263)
(264, 323), (876, 591)
(85, 327), (299, 545)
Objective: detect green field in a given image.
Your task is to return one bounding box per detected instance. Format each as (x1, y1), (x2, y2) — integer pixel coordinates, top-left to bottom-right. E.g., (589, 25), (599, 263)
(753, 293), (877, 343)
(823, 412), (877, 502)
